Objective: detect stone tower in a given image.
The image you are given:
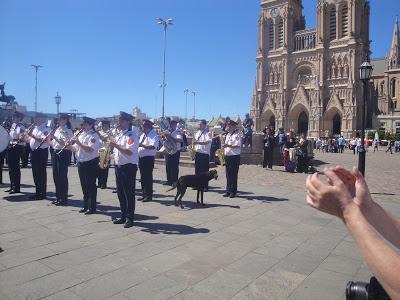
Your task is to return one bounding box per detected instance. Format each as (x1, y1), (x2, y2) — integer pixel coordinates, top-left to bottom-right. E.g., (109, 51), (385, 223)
(250, 0), (371, 138)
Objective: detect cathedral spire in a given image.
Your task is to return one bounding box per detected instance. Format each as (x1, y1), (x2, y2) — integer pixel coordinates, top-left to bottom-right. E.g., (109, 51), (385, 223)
(388, 16), (400, 69)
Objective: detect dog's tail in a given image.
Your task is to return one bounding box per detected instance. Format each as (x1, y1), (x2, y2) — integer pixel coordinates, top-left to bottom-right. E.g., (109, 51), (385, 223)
(166, 182), (177, 192)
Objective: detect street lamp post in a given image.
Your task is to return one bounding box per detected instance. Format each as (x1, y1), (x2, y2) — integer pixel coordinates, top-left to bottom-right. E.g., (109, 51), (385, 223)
(157, 17), (174, 118)
(55, 92), (61, 117)
(358, 59), (373, 176)
(31, 64), (43, 112)
(184, 89), (189, 128)
(191, 91), (198, 120)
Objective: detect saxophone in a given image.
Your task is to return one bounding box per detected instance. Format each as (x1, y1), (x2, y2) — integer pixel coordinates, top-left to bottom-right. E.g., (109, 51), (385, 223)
(215, 134), (226, 166)
(188, 137), (195, 160)
(98, 129), (116, 170)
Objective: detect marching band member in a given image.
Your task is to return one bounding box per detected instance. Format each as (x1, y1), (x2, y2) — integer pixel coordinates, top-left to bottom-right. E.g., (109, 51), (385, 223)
(223, 120), (241, 198)
(0, 121), (10, 186)
(68, 117), (101, 214)
(6, 112), (25, 193)
(138, 119), (159, 202)
(163, 120), (182, 186)
(28, 113), (50, 200)
(193, 119), (212, 190)
(97, 120), (111, 189)
(110, 112), (138, 228)
(49, 113), (73, 206)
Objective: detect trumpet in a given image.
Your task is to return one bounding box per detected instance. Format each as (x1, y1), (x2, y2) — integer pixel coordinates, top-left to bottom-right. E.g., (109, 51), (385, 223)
(10, 123), (33, 148)
(56, 128), (84, 155)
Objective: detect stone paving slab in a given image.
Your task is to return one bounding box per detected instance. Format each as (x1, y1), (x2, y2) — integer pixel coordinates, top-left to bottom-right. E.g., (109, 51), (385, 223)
(0, 151), (399, 299)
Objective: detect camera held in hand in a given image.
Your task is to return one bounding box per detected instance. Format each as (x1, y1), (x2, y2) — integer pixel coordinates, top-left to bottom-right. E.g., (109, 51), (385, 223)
(346, 277), (391, 300)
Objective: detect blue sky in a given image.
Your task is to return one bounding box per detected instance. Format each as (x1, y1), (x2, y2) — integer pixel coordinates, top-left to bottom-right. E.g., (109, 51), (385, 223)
(1, 0), (399, 120)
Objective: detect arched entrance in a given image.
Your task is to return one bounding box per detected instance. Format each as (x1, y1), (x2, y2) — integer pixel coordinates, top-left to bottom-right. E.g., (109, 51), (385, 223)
(298, 111), (309, 134)
(269, 115), (276, 131)
(332, 113), (341, 135)
(324, 108), (343, 136)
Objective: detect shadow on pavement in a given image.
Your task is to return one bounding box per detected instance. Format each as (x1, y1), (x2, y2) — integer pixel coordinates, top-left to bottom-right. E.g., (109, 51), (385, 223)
(134, 221), (209, 235)
(150, 198), (240, 210)
(242, 195), (289, 202)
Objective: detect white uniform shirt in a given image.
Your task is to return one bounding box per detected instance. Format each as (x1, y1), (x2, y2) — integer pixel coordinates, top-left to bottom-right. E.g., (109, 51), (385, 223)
(73, 129), (101, 163)
(194, 129), (212, 155)
(224, 131), (241, 156)
(50, 126), (73, 150)
(138, 130), (159, 158)
(170, 130), (182, 151)
(113, 129), (139, 165)
(9, 123), (25, 146)
(29, 123), (50, 150)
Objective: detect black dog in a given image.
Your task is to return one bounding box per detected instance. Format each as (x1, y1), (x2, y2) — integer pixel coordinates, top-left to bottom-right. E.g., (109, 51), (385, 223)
(167, 170), (218, 208)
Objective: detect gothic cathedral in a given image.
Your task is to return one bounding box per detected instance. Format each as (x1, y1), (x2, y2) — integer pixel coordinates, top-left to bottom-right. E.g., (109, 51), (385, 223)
(250, 0), (370, 138)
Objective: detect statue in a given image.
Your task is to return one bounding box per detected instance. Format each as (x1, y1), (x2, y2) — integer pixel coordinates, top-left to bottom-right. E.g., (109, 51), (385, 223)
(0, 83), (16, 104)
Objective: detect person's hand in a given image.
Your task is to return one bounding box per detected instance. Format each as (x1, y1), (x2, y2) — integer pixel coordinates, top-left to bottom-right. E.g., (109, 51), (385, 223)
(332, 166), (374, 211)
(306, 168), (356, 220)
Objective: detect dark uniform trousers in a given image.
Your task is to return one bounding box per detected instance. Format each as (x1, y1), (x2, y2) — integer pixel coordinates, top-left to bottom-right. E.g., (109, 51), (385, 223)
(7, 146), (23, 190)
(165, 151), (180, 184)
(263, 148), (273, 169)
(195, 152), (210, 188)
(77, 157), (99, 211)
(225, 155), (240, 194)
(31, 147), (49, 196)
(0, 149), (8, 184)
(98, 167), (109, 188)
(21, 143), (31, 167)
(116, 163), (137, 221)
(139, 156), (154, 198)
(52, 150), (72, 202)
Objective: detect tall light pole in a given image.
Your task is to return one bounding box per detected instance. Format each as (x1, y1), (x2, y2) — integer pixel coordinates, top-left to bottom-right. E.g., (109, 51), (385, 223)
(31, 64), (43, 112)
(191, 91), (198, 120)
(157, 17), (174, 118)
(55, 92), (61, 117)
(358, 59), (373, 176)
(184, 88), (189, 128)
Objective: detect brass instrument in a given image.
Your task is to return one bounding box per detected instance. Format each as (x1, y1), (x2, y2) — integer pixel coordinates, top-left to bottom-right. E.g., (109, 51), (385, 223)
(188, 138), (195, 160)
(215, 134), (226, 166)
(56, 128), (84, 155)
(158, 118), (178, 155)
(98, 126), (119, 169)
(10, 123), (32, 148)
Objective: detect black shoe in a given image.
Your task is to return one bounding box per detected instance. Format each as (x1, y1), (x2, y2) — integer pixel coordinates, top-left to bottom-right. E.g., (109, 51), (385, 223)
(79, 208), (87, 213)
(52, 199), (60, 204)
(229, 193), (237, 198)
(84, 210), (96, 215)
(162, 182), (172, 186)
(124, 220), (134, 228)
(56, 201), (68, 206)
(142, 197), (152, 202)
(9, 190), (21, 194)
(113, 218), (126, 225)
(222, 192), (230, 197)
(5, 188), (13, 192)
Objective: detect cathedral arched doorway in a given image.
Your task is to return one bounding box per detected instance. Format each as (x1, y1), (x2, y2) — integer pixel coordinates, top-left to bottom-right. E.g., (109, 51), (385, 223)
(269, 115), (276, 131)
(298, 111), (309, 134)
(332, 113), (341, 135)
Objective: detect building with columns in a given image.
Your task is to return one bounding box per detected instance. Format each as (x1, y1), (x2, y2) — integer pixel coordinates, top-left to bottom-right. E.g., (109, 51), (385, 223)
(250, 0), (371, 138)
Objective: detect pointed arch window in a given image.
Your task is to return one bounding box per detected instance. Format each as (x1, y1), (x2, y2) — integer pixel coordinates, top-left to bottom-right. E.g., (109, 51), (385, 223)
(278, 18), (284, 48)
(329, 6), (337, 41)
(269, 21), (274, 50)
(391, 79), (397, 98)
(341, 5), (348, 37)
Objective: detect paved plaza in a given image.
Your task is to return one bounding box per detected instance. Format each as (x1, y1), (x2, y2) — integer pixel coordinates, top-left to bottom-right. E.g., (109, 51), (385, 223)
(0, 151), (399, 299)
